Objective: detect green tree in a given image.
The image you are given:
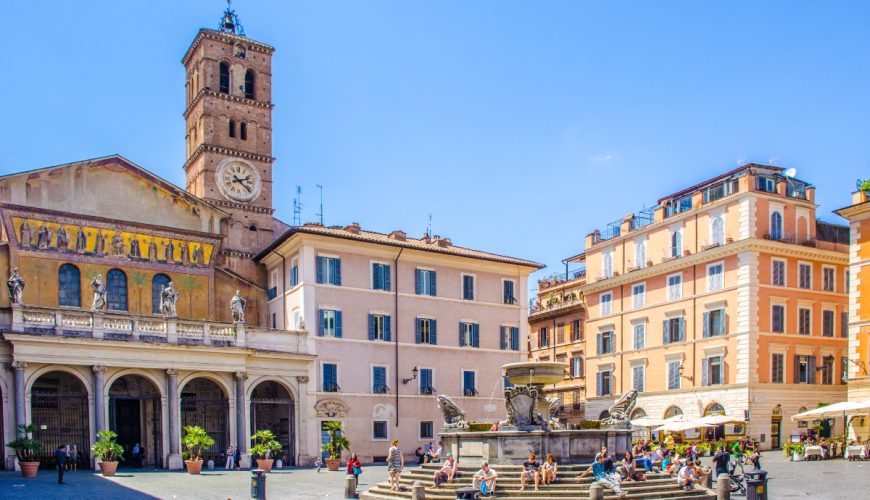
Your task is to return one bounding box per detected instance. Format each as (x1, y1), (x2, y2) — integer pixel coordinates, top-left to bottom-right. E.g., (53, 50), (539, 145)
(128, 271), (149, 314)
(175, 276), (199, 318)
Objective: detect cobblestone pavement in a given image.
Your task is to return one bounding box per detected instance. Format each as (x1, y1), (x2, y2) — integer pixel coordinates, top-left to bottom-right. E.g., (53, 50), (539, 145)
(1, 452), (866, 499)
(0, 465), (388, 500)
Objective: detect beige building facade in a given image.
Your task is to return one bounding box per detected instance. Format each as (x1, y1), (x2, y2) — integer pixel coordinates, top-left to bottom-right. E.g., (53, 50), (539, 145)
(579, 164), (849, 449)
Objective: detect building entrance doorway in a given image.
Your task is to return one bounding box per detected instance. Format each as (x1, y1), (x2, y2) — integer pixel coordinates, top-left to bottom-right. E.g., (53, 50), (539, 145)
(771, 405), (782, 449)
(31, 371), (90, 467)
(250, 381), (295, 465)
(181, 378), (229, 463)
(109, 375), (162, 467)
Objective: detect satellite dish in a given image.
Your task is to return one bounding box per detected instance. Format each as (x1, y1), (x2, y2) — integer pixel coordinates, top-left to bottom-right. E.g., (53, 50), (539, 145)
(785, 168), (797, 178)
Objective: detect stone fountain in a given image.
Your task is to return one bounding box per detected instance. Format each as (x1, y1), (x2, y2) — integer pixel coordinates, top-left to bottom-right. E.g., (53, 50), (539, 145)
(437, 361), (634, 465)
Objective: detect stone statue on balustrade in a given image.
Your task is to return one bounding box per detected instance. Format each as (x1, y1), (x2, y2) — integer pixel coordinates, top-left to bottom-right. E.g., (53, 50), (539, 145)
(90, 274), (107, 312)
(601, 389), (637, 427)
(7, 267), (25, 305)
(160, 281), (179, 317)
(230, 290), (246, 323)
(436, 394), (469, 430)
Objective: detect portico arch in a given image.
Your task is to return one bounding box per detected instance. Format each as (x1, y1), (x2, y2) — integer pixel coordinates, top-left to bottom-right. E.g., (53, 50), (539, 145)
(30, 370), (90, 467)
(249, 379), (295, 465)
(180, 377), (229, 462)
(109, 374), (163, 467)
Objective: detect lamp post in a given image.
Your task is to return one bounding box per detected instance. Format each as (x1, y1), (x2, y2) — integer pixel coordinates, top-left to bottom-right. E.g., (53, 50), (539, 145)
(402, 366), (419, 385)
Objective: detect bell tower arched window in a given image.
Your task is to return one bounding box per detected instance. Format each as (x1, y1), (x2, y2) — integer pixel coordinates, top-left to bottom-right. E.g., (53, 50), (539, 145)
(228, 119), (236, 138)
(240, 122), (247, 140)
(58, 263), (81, 307)
(107, 269), (128, 311)
(244, 69), (255, 99)
(152, 273), (171, 314)
(219, 62), (230, 94)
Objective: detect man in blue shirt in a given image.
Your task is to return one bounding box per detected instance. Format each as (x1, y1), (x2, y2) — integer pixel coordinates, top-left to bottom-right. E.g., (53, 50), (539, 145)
(580, 454), (626, 496)
(55, 445), (67, 484)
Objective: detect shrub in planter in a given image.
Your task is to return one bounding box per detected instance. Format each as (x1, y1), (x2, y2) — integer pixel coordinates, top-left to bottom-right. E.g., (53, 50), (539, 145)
(6, 424), (42, 478)
(320, 421), (350, 471)
(250, 429), (282, 472)
(92, 430), (124, 476)
(182, 425), (215, 475)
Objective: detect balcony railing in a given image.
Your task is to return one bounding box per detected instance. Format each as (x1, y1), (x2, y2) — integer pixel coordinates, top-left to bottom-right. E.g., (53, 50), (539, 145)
(463, 388), (479, 397)
(323, 383), (341, 393)
(420, 386), (437, 395)
(530, 292), (583, 316)
(373, 384), (390, 394)
(538, 268), (586, 291)
(7, 305), (310, 354)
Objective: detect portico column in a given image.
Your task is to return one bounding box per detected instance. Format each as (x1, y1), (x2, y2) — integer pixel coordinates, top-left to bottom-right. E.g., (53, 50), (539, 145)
(92, 365), (106, 433)
(235, 371), (251, 468)
(12, 361), (26, 436)
(166, 369), (183, 470)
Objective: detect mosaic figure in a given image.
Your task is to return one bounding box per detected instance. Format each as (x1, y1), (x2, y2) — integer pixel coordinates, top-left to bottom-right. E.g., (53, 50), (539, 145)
(56, 226), (69, 249)
(129, 236), (141, 259)
(111, 231), (124, 256)
(75, 227), (87, 253)
(95, 231), (106, 256)
(192, 245), (204, 266)
(164, 240), (175, 264)
(148, 238), (158, 263)
(180, 243), (190, 266)
(37, 223), (52, 249)
(19, 220), (32, 246)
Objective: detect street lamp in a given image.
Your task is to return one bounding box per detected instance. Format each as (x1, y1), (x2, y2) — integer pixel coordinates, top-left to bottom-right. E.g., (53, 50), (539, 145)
(402, 366), (419, 385)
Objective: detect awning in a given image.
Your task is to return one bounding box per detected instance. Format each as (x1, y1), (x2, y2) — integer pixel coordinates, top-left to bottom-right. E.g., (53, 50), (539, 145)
(654, 419), (716, 432)
(698, 415), (744, 425)
(791, 400), (870, 421)
(630, 417), (666, 428)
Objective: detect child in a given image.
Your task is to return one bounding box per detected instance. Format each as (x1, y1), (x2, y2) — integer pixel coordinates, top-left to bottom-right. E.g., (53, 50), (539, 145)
(314, 457), (324, 473)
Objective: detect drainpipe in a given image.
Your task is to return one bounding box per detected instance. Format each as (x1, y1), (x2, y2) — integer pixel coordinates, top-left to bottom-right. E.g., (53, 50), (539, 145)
(394, 248), (404, 427)
(269, 249), (288, 329)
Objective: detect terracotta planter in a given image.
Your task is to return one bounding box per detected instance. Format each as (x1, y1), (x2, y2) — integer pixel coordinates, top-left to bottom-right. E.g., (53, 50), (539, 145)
(19, 461), (40, 478)
(325, 458), (341, 471)
(98, 461), (119, 476)
(185, 459), (203, 475)
(256, 458), (273, 472)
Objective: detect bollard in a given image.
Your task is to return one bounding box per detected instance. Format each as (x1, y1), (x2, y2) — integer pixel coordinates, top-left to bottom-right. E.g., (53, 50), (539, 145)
(703, 468), (712, 489)
(589, 483), (604, 500)
(207, 459), (215, 470)
(716, 473), (730, 500)
(344, 474), (358, 499)
(411, 480), (425, 500)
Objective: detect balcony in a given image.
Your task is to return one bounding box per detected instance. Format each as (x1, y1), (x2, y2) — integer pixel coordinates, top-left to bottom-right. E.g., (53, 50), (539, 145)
(420, 385), (437, 395)
(323, 382), (341, 393)
(6, 304), (310, 354)
(530, 291), (583, 317)
(463, 387), (479, 397)
(373, 384), (391, 394)
(537, 267), (586, 291)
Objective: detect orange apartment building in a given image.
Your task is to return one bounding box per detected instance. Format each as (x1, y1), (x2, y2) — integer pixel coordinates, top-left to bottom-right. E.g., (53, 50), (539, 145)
(835, 187), (870, 439)
(528, 258), (587, 425)
(577, 164), (849, 450)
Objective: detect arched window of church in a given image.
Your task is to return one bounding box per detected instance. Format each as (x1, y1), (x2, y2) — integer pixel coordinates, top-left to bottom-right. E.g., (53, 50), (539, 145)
(228, 119), (236, 138)
(58, 263), (81, 307)
(219, 62), (230, 93)
(107, 269), (128, 311)
(244, 69), (255, 99)
(240, 122), (247, 141)
(152, 273), (171, 314)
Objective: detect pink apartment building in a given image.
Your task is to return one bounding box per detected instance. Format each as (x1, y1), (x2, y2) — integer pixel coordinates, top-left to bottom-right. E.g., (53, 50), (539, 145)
(257, 223), (542, 463)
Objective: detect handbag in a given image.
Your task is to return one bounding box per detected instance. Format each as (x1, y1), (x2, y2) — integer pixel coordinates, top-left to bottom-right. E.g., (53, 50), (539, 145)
(353, 465), (362, 476)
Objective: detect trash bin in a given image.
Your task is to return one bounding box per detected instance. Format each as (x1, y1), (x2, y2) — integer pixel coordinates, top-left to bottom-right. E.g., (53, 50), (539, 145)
(251, 469), (266, 500)
(745, 469), (768, 500)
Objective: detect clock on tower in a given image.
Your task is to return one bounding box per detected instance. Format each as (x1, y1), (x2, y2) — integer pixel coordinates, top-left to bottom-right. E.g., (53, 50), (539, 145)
(181, 6), (277, 281)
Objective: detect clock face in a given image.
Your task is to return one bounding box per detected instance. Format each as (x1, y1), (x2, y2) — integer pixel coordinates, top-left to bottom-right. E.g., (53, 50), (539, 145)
(216, 160), (262, 202)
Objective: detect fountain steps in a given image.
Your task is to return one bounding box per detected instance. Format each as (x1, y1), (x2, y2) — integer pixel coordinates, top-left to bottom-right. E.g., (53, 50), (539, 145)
(359, 465), (715, 499)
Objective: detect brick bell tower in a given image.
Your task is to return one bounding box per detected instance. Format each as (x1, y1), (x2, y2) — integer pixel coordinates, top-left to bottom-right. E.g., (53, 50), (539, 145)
(182, 5), (276, 282)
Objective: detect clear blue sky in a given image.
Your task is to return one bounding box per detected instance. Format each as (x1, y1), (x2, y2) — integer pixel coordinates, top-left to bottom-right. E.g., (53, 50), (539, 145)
(2, 1), (868, 287)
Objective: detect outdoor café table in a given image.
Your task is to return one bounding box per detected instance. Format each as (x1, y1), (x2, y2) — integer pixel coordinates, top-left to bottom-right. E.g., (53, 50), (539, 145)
(805, 445), (823, 460)
(846, 445), (865, 460)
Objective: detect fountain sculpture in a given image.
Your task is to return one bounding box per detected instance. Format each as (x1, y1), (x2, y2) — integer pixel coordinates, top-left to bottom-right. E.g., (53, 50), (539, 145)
(436, 361), (634, 465)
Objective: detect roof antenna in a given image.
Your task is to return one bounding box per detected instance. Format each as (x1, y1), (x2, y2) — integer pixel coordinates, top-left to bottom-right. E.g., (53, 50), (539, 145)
(769, 156), (778, 166)
(292, 185), (303, 226)
(737, 157), (748, 167)
(427, 213), (432, 238)
(316, 184), (324, 225)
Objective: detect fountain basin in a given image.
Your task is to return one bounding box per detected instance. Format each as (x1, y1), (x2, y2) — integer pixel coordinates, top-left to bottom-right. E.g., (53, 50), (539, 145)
(502, 361), (569, 386)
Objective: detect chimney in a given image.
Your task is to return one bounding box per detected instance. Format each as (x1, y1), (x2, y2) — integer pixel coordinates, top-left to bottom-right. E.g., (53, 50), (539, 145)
(389, 230), (407, 241)
(344, 222), (361, 234)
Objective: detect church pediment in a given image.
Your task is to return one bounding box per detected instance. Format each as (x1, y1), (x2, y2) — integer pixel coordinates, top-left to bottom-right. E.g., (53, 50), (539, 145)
(0, 155), (226, 234)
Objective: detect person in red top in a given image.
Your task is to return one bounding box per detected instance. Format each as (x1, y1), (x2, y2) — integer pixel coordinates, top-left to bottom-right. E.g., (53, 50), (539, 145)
(346, 453), (362, 482)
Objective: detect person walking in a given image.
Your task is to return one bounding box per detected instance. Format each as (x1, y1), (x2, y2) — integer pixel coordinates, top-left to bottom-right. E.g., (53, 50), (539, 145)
(132, 443), (141, 467)
(225, 445), (235, 470)
(55, 445), (67, 484)
(234, 446), (242, 469)
(387, 440), (404, 491)
(713, 446), (730, 478)
(70, 445), (79, 472)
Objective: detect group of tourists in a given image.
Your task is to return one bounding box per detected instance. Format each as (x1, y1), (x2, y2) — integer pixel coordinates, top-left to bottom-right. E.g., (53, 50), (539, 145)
(224, 444), (243, 469)
(413, 441), (443, 464)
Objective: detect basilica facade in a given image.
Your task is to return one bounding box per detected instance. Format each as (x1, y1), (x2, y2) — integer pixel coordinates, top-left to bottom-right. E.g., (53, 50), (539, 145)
(0, 9), (313, 470)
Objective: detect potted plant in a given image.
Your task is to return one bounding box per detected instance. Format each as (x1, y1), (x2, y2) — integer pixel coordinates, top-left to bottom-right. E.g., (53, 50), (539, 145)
(320, 421), (350, 471)
(6, 424), (42, 478)
(250, 429), (282, 472)
(182, 425), (214, 475)
(860, 179), (870, 196)
(92, 429), (124, 476)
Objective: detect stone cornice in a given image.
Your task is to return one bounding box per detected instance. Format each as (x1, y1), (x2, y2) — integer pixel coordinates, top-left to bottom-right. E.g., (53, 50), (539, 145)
(581, 237), (848, 294)
(209, 199), (274, 215)
(182, 29), (275, 66)
(221, 248), (258, 259)
(183, 88), (274, 119)
(183, 144), (274, 171)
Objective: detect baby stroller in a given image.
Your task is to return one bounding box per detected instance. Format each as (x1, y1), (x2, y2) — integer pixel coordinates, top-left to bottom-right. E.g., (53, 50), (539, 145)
(728, 457), (747, 496)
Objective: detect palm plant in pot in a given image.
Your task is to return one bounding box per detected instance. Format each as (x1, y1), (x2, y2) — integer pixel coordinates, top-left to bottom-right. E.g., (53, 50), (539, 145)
(320, 421), (350, 471)
(250, 429), (283, 472)
(92, 430), (124, 476)
(5, 424), (42, 478)
(181, 425), (215, 475)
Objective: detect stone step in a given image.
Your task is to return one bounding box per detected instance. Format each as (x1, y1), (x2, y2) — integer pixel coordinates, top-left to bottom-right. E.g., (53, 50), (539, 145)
(362, 485), (714, 500)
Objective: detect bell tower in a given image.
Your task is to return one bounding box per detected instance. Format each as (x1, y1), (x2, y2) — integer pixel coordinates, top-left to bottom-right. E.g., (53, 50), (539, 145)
(182, 5), (276, 281)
